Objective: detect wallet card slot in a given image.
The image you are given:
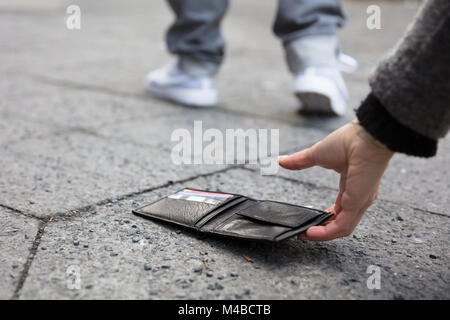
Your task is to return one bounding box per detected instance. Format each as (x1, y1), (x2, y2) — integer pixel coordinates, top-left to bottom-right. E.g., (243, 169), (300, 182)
(212, 215), (291, 241)
(236, 200), (323, 228)
(274, 212), (333, 241)
(200, 199), (257, 232)
(194, 196), (247, 228)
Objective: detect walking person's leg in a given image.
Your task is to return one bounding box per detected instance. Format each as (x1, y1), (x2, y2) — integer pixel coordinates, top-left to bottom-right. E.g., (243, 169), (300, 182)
(147, 0), (229, 106)
(166, 0), (229, 77)
(273, 0), (356, 116)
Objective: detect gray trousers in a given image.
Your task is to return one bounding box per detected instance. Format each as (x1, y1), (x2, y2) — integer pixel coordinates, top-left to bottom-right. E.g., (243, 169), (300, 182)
(166, 0), (346, 76)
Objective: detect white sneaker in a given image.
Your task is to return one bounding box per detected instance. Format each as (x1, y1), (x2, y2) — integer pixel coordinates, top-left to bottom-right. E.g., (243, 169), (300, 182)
(294, 54), (357, 116)
(146, 63), (218, 107)
(337, 53), (358, 74)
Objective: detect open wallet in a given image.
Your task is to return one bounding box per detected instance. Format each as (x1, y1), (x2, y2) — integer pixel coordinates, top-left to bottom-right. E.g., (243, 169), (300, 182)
(132, 188), (333, 242)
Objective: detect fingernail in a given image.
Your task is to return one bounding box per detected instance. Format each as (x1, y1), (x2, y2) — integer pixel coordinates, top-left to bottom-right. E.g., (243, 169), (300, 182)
(278, 155), (288, 161)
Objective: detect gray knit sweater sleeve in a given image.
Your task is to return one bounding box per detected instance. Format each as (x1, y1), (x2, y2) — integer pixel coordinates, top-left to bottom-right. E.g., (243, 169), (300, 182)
(369, 0), (450, 140)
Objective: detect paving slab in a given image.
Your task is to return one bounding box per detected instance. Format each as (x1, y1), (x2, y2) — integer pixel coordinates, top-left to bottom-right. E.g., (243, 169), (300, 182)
(0, 110), (55, 147)
(96, 105), (328, 152)
(0, 207), (41, 299)
(19, 169), (449, 299)
(0, 75), (171, 133)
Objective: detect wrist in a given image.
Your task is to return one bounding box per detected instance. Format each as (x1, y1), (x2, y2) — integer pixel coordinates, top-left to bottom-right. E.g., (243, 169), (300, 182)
(351, 119), (395, 158)
(356, 93), (437, 157)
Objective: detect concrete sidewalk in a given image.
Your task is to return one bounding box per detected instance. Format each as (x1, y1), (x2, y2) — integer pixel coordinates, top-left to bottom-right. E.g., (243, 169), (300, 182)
(0, 0), (448, 299)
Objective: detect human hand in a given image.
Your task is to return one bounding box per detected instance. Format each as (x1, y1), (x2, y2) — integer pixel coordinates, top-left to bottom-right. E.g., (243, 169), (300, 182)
(278, 121), (394, 241)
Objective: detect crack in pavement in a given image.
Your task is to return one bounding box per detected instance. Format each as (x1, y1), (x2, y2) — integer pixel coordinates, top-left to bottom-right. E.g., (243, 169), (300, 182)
(2, 166), (234, 299)
(242, 166), (450, 219)
(26, 165), (240, 221)
(4, 138), (447, 223)
(0, 204), (46, 222)
(10, 219), (49, 300)
(3, 165), (240, 299)
(0, 143), (298, 222)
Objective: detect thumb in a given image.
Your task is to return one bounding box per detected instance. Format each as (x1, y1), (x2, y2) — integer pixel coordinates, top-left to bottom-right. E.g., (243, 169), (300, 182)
(278, 147), (315, 170)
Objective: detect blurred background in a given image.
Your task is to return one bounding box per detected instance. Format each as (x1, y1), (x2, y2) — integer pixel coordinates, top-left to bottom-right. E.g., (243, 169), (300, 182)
(1, 0), (423, 124)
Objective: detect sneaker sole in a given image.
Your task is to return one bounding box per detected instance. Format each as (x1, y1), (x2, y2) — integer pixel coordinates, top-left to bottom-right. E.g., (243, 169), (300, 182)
(294, 74), (347, 116)
(296, 92), (335, 115)
(147, 83), (217, 107)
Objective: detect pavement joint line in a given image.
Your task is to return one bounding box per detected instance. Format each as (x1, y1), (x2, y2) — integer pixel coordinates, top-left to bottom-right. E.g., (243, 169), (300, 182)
(0, 203), (47, 222)
(0, 139), (296, 222)
(39, 165), (241, 222)
(89, 110), (176, 131)
(83, 130), (175, 152)
(267, 146), (450, 218)
(0, 8), (62, 16)
(3, 176), (447, 299)
(4, 167), (241, 298)
(2, 100), (170, 139)
(0, 110), (120, 148)
(242, 165), (339, 192)
(49, 126), (157, 150)
(83, 126), (320, 156)
(10, 219), (50, 300)
(27, 73), (341, 133)
(0, 112), (66, 146)
(3, 121), (174, 159)
(408, 206), (449, 219)
(3, 138), (447, 221)
(29, 164), (326, 223)
(242, 166), (449, 219)
(0, 123), (108, 149)
(1, 95), (179, 149)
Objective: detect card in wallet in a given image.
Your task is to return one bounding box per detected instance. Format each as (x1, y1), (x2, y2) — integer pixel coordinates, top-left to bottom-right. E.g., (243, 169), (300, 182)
(132, 188), (333, 242)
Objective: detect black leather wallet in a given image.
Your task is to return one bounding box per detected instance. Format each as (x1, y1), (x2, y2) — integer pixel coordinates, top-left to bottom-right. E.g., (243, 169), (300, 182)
(132, 188), (333, 242)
